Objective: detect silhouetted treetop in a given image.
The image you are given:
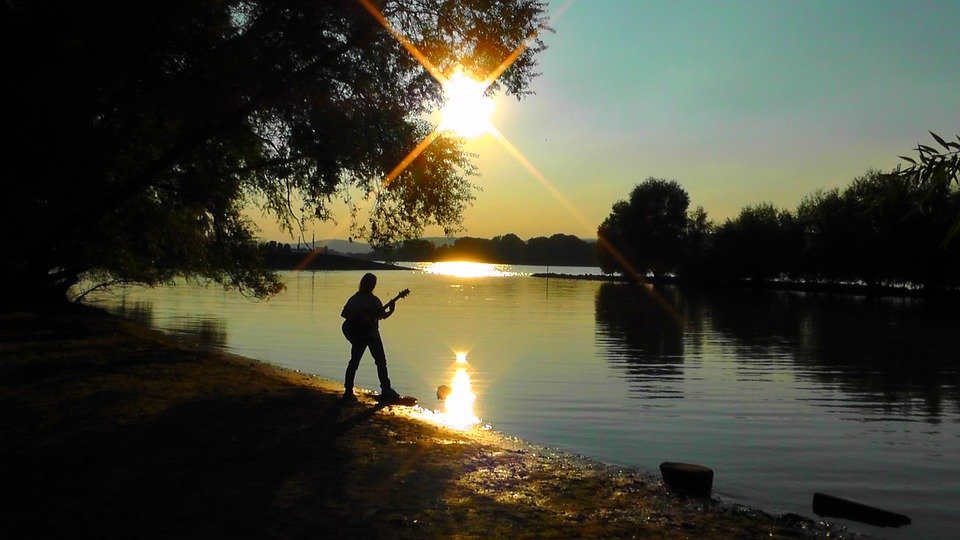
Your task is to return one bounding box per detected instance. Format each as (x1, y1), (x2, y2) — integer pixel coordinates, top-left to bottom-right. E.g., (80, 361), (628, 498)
(597, 159), (960, 292)
(597, 178), (693, 278)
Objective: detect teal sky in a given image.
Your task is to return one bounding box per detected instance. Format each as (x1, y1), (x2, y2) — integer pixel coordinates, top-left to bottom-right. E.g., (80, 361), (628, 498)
(255, 0), (960, 242)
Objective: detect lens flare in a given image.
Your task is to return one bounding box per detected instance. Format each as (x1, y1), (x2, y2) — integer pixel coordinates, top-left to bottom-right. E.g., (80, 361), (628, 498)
(439, 70), (495, 138)
(455, 351), (468, 364)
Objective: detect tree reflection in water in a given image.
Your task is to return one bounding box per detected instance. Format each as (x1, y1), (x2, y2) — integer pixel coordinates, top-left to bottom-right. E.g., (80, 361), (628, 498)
(594, 283), (692, 401)
(704, 289), (960, 423)
(117, 300), (227, 349)
(117, 299), (155, 328)
(595, 283), (960, 423)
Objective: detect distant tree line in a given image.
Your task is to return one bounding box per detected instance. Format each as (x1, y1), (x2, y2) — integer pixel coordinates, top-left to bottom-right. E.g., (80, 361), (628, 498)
(259, 131), (960, 292)
(600, 162), (960, 292)
(261, 241), (294, 253)
(367, 233), (597, 266)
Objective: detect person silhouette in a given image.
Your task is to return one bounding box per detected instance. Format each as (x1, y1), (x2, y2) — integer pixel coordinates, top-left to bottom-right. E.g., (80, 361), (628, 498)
(340, 273), (401, 403)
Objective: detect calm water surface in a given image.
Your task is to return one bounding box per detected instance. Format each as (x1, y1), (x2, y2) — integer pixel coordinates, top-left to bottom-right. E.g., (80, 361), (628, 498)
(85, 266), (960, 539)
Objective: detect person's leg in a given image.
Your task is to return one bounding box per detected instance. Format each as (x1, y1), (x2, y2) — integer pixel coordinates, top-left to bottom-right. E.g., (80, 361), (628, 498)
(367, 333), (393, 392)
(343, 340), (367, 394)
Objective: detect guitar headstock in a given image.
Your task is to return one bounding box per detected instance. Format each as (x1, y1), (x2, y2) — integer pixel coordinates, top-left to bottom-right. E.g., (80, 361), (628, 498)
(397, 288), (411, 299)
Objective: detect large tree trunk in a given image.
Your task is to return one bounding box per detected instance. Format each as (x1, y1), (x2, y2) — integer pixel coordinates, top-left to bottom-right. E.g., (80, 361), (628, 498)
(1, 263), (79, 308)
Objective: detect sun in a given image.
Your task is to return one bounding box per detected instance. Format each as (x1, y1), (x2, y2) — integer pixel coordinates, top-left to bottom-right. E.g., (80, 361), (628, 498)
(439, 70), (495, 138)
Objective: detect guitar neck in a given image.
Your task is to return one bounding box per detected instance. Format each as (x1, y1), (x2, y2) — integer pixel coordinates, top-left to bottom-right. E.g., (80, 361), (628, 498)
(382, 291), (408, 312)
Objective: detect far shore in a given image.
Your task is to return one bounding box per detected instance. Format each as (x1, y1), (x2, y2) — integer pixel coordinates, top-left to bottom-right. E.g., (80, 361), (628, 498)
(264, 250), (955, 300)
(0, 304), (848, 538)
(264, 250), (410, 271)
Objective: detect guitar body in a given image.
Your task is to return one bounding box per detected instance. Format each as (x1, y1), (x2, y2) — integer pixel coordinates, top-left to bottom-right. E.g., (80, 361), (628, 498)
(341, 320), (371, 343)
(341, 288), (411, 344)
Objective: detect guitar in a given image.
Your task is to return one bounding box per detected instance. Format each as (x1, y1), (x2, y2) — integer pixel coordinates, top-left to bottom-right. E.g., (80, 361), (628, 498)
(382, 288), (412, 310)
(341, 288), (411, 342)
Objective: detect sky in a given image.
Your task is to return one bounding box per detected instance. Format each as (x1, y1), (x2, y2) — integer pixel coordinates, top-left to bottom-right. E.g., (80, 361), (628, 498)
(252, 0), (960, 243)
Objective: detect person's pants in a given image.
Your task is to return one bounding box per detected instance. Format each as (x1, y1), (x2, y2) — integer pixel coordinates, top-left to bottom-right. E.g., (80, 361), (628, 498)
(344, 331), (391, 391)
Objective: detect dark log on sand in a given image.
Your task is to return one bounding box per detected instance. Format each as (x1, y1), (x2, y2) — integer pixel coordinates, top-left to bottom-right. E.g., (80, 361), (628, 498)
(812, 492), (911, 528)
(659, 462), (713, 496)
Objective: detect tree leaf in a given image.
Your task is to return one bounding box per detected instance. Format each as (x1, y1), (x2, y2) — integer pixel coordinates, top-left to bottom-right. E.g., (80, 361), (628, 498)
(930, 131), (950, 150)
(898, 155), (917, 165)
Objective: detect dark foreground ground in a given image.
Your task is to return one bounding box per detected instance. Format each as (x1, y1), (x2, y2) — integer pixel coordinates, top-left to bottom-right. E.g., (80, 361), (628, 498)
(0, 305), (851, 538)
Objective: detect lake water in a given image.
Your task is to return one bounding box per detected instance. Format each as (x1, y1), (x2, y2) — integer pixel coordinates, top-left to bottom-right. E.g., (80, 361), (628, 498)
(84, 264), (960, 539)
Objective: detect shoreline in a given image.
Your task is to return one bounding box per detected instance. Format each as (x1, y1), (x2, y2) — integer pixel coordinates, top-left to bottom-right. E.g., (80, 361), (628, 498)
(1, 305), (851, 537)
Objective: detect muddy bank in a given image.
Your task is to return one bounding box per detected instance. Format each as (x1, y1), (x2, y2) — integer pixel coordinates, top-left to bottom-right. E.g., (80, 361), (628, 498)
(0, 305), (852, 538)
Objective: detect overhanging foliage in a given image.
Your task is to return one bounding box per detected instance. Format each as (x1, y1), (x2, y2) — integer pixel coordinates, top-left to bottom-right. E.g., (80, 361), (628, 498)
(1, 0), (549, 302)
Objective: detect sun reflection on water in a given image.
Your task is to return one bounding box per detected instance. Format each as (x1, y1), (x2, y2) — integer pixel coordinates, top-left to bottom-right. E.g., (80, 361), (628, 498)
(443, 366), (479, 429)
(422, 261), (516, 278)
(418, 351), (480, 430)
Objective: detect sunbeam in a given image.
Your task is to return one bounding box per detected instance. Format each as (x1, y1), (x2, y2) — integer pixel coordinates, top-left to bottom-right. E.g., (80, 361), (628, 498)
(487, 130), (687, 328)
(383, 127), (443, 188)
(356, 0), (445, 84)
(357, 0), (686, 329)
(357, 0), (550, 184)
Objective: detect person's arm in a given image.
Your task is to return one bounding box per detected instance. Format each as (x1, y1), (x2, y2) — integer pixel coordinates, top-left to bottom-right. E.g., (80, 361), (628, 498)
(381, 299), (395, 320)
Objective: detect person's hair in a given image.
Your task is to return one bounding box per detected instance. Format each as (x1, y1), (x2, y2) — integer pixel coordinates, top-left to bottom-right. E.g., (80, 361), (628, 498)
(359, 273), (377, 293)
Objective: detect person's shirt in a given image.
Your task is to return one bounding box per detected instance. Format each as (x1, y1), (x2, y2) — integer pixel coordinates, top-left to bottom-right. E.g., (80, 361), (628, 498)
(341, 291), (384, 329)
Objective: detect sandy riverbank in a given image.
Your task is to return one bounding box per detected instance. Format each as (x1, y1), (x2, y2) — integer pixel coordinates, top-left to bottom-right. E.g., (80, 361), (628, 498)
(0, 305), (850, 538)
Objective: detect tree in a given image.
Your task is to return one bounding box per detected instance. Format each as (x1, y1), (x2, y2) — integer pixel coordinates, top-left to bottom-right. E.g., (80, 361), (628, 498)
(397, 239), (437, 262)
(892, 132), (960, 241)
(796, 188), (865, 282)
(491, 233), (525, 262)
(444, 236), (496, 261)
(597, 178), (691, 278)
(541, 233), (592, 265)
(843, 169), (960, 290)
(1, 0), (549, 303)
(711, 203), (802, 282)
(679, 205), (714, 281)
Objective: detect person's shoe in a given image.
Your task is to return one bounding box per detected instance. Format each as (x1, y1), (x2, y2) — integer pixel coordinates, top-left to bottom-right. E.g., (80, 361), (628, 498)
(341, 391), (358, 403)
(377, 388), (401, 404)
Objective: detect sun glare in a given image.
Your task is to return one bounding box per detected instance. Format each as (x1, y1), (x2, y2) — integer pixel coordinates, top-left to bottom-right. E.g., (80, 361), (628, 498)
(413, 351), (481, 431)
(444, 364), (480, 430)
(439, 70), (495, 138)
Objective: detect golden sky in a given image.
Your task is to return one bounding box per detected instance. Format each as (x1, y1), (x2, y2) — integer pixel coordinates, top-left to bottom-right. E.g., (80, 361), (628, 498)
(251, 0), (960, 243)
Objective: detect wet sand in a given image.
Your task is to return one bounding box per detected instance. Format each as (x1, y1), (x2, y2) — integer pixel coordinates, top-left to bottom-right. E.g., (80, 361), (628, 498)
(0, 305), (851, 538)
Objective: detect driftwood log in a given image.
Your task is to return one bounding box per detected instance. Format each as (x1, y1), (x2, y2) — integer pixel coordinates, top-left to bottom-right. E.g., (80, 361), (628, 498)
(659, 462), (713, 496)
(812, 492), (911, 528)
